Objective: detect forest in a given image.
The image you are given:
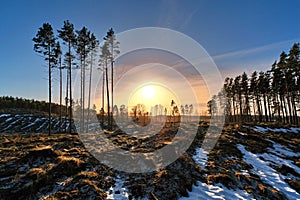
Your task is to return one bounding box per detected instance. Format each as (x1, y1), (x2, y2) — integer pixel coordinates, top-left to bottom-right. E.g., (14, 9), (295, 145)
(32, 20), (119, 134)
(208, 43), (300, 125)
(0, 96), (66, 115)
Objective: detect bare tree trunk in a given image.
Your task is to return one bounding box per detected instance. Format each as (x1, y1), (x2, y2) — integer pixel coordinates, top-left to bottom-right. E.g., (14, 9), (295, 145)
(280, 95), (286, 124)
(87, 54), (93, 132)
(275, 95), (281, 122)
(267, 95), (272, 122)
(59, 57), (62, 133)
(105, 65), (110, 130)
(252, 99), (256, 122)
(111, 60), (114, 130)
(286, 94), (293, 124)
(48, 50), (51, 136)
(102, 70), (105, 124)
(291, 95), (298, 125)
(65, 69), (69, 132)
(232, 97), (236, 122)
(263, 94), (268, 122)
(69, 43), (73, 134)
(238, 93), (242, 122)
(83, 55), (86, 132)
(80, 59), (83, 132)
(283, 97), (289, 124)
(256, 95), (262, 122)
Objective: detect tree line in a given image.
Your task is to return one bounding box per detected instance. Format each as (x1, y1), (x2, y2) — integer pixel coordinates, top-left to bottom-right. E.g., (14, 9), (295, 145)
(208, 43), (300, 125)
(33, 20), (119, 134)
(0, 96), (66, 115)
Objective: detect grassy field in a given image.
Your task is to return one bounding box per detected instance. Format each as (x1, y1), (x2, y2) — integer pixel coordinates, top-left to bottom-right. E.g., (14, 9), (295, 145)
(0, 122), (299, 199)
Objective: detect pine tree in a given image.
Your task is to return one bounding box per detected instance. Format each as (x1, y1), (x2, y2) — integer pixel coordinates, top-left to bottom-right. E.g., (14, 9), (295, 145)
(241, 72), (250, 121)
(54, 42), (63, 132)
(58, 20), (77, 134)
(76, 26), (91, 132)
(100, 42), (111, 129)
(87, 33), (99, 131)
(33, 23), (58, 135)
(104, 28), (120, 130)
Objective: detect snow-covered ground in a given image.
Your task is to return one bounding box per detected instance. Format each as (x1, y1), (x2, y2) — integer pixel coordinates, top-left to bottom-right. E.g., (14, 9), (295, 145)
(0, 114), (75, 133)
(180, 182), (254, 200)
(181, 130), (300, 200)
(237, 144), (300, 199)
(181, 147), (254, 200)
(250, 126), (300, 133)
(192, 148), (208, 169)
(106, 176), (130, 200)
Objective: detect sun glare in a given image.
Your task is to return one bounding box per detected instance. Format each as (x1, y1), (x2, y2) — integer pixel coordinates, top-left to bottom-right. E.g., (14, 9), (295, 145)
(142, 85), (155, 99)
(128, 83), (181, 113)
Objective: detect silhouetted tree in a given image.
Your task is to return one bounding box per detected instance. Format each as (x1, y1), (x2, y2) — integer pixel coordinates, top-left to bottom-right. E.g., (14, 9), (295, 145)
(104, 28), (120, 129)
(87, 33), (99, 130)
(76, 26), (91, 132)
(33, 23), (58, 135)
(58, 20), (77, 134)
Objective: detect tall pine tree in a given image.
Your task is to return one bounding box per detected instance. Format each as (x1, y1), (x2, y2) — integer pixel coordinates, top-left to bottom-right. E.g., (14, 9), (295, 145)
(33, 23), (58, 135)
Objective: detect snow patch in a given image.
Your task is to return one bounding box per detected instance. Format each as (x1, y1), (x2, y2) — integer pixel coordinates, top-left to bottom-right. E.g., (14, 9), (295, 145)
(180, 182), (254, 200)
(237, 144), (300, 199)
(106, 176), (130, 200)
(21, 118), (42, 130)
(193, 148), (208, 169)
(181, 148), (253, 200)
(0, 114), (11, 118)
(250, 126), (300, 134)
(238, 132), (247, 136)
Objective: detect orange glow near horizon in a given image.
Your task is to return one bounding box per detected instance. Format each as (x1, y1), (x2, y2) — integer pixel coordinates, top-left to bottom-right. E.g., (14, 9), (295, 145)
(128, 83), (181, 112)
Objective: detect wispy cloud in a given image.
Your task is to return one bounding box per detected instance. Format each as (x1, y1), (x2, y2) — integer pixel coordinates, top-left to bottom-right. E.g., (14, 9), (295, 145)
(213, 39), (299, 60)
(211, 38), (300, 78)
(158, 0), (199, 30)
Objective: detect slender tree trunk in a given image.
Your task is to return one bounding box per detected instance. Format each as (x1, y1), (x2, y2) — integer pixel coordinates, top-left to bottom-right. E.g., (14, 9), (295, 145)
(48, 50), (51, 136)
(59, 57), (62, 133)
(102, 69), (105, 124)
(111, 60), (114, 129)
(252, 98), (256, 122)
(267, 95), (272, 122)
(80, 59), (83, 132)
(245, 95), (250, 122)
(65, 69), (69, 132)
(283, 96), (289, 124)
(239, 93), (242, 122)
(276, 95), (281, 123)
(256, 95), (262, 122)
(87, 54), (93, 132)
(83, 53), (86, 132)
(263, 94), (268, 122)
(280, 95), (286, 124)
(105, 64), (110, 130)
(286, 94), (293, 124)
(291, 94), (298, 125)
(232, 97), (236, 122)
(69, 43), (73, 134)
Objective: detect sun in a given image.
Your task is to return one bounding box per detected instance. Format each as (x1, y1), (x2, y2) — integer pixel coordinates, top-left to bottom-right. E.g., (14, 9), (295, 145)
(142, 85), (155, 99)
(127, 82), (181, 113)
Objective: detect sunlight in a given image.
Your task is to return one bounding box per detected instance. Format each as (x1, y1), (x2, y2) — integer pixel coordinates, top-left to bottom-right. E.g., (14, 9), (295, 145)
(142, 85), (155, 99)
(128, 83), (181, 113)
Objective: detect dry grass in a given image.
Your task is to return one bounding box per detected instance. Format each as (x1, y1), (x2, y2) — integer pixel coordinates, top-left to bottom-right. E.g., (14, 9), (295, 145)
(57, 156), (83, 166)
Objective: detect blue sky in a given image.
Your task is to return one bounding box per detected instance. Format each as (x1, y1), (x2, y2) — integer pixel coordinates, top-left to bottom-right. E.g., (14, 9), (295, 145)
(0, 0), (300, 102)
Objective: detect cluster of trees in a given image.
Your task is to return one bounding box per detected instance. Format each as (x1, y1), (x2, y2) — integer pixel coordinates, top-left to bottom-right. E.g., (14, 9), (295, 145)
(129, 101), (194, 122)
(208, 43), (300, 125)
(33, 20), (119, 134)
(0, 96), (66, 115)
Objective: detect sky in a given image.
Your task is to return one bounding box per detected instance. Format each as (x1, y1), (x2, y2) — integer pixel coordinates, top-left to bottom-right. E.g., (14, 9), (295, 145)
(1, 0), (300, 108)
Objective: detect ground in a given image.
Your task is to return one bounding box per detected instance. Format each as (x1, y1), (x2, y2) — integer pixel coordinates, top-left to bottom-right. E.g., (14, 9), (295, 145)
(0, 113), (299, 199)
